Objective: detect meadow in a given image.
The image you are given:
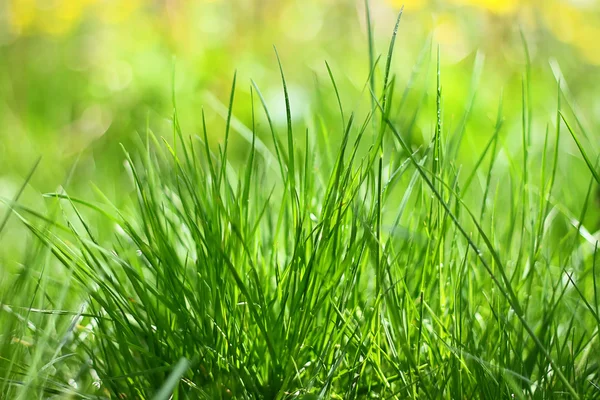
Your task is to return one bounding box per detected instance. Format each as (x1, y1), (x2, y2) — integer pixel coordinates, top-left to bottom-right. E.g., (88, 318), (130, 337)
(1, 1), (599, 398)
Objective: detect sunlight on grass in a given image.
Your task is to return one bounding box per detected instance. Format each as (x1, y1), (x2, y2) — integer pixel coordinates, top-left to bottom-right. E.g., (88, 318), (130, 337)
(1, 1), (599, 398)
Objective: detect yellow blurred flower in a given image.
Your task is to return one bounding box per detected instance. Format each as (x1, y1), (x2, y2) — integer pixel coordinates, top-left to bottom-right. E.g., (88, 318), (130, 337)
(38, 0), (88, 36)
(572, 23), (600, 65)
(97, 0), (142, 24)
(542, 1), (600, 65)
(7, 0), (36, 34)
(388, 0), (522, 14)
(7, 0), (140, 36)
(543, 2), (583, 43)
(452, 0), (520, 14)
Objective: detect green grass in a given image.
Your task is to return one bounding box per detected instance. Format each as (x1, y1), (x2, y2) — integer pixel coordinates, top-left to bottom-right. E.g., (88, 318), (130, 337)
(1, 9), (600, 400)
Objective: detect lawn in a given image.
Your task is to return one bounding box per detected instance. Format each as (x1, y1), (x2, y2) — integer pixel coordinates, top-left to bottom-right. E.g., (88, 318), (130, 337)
(0, 1), (599, 399)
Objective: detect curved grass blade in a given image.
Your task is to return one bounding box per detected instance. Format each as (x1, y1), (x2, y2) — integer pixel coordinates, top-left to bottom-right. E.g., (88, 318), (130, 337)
(560, 112), (600, 185)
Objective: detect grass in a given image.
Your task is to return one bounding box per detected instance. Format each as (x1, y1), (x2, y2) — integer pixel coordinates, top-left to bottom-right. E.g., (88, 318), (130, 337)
(1, 8), (600, 400)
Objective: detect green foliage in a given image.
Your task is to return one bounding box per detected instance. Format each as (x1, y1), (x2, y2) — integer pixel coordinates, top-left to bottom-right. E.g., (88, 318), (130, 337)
(1, 9), (600, 400)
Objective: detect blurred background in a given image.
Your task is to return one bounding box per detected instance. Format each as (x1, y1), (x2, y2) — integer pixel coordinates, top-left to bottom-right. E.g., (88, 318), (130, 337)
(1, 0), (599, 251)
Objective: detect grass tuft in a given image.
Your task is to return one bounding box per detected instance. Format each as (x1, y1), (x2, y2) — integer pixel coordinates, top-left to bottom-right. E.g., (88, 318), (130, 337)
(1, 11), (599, 400)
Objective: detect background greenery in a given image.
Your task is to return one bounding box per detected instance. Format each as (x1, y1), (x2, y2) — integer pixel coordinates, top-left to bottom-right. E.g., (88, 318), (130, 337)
(2, 0), (600, 187)
(1, 0), (599, 253)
